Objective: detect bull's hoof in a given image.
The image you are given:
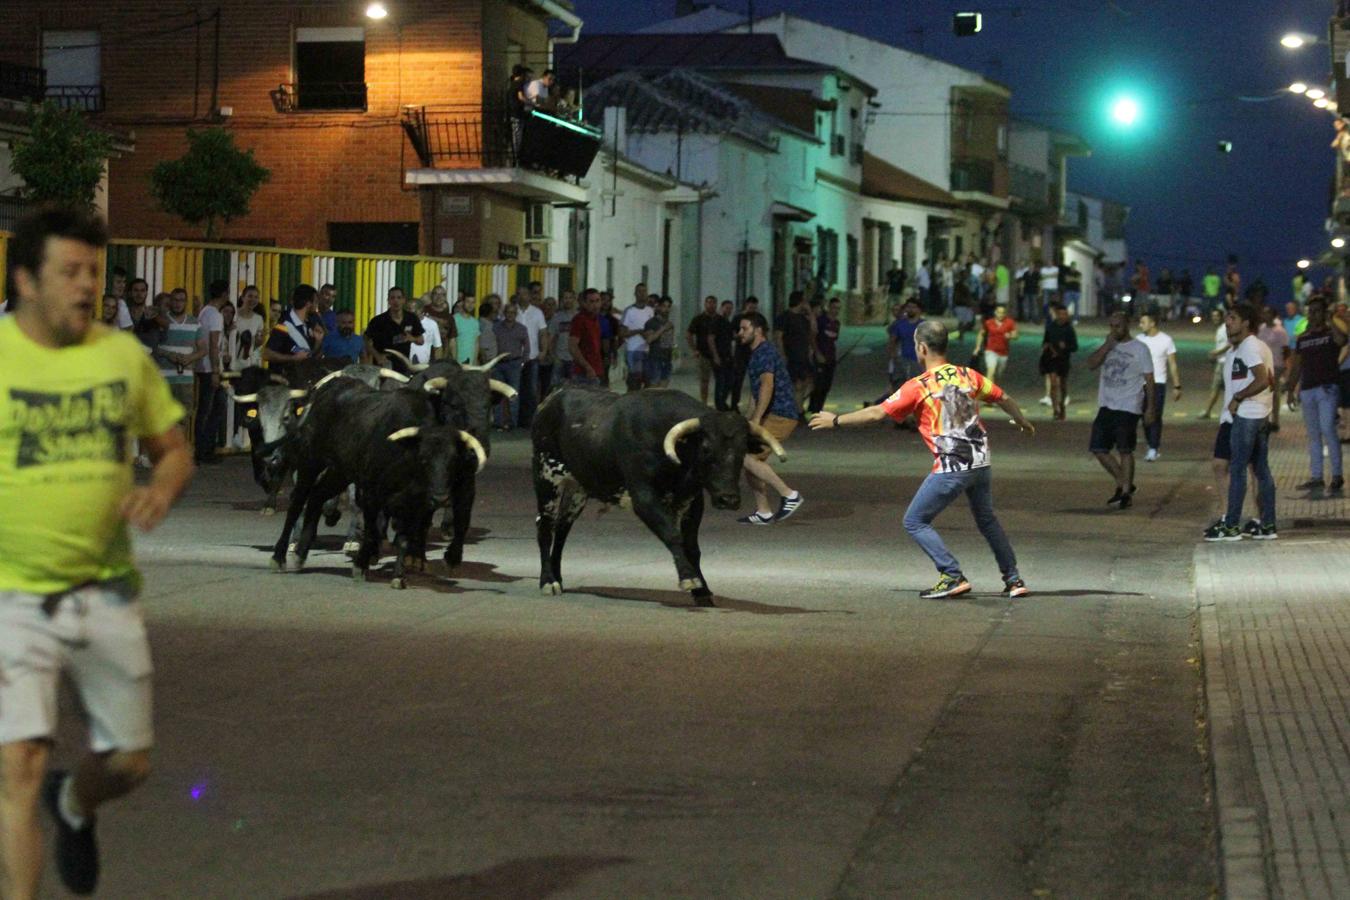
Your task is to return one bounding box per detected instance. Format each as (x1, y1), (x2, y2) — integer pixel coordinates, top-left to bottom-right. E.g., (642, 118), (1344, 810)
(342, 541), (360, 557)
(351, 566), (366, 582)
(679, 577), (706, 593)
(402, 555), (426, 574)
(261, 506), (276, 517)
(390, 576), (407, 590)
(541, 581), (563, 596)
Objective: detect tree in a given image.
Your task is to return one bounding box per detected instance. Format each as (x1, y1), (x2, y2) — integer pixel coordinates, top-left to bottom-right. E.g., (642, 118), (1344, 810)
(150, 127), (270, 241)
(8, 101), (115, 208)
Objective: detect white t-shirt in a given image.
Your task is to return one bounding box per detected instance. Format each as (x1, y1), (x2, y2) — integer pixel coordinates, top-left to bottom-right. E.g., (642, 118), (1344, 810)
(410, 315), (444, 365)
(1222, 335), (1274, 423)
(524, 79), (549, 106)
(230, 312), (265, 371)
(1096, 338), (1152, 414)
(621, 304), (655, 353)
(1256, 323), (1289, 373)
(1213, 323), (1228, 354)
(115, 299), (133, 329)
(195, 303), (225, 373)
(1136, 331), (1177, 384)
(1040, 266), (1059, 291)
(916, 267), (931, 290)
(516, 302), (547, 360)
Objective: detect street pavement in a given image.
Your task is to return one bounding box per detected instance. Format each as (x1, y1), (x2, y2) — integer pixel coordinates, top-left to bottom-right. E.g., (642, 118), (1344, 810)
(35, 319), (1262, 898)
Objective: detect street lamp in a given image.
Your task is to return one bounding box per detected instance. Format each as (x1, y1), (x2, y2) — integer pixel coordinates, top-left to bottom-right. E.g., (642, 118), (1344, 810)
(366, 2), (389, 19)
(1110, 96), (1140, 126)
(1280, 31), (1321, 50)
(1306, 87), (1326, 100)
(1298, 259), (1311, 269)
(1315, 97), (1330, 109)
(1289, 82), (1309, 94)
(1332, 236), (1346, 249)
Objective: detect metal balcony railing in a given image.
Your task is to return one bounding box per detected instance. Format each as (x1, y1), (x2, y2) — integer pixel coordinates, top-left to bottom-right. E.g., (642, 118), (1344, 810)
(1009, 164), (1048, 207)
(951, 158), (995, 194)
(0, 61), (45, 104)
(270, 82), (368, 113)
(45, 85), (104, 113)
(402, 104), (601, 180)
(0, 195), (31, 232)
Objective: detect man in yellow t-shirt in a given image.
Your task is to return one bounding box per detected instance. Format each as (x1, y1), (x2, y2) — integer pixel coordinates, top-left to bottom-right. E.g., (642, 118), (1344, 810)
(0, 206), (194, 900)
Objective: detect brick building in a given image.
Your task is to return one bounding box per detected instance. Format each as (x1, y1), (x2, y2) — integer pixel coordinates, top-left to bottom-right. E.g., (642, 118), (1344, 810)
(0, 0), (595, 259)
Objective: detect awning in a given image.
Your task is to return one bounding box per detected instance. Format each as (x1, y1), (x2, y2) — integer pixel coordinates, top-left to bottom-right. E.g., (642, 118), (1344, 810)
(770, 201), (815, 222)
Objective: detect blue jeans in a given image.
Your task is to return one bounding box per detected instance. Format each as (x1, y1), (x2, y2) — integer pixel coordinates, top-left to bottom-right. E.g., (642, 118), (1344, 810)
(1144, 382), (1167, 451)
(903, 467), (1019, 581)
(1225, 415), (1276, 527)
(492, 358), (522, 428)
(625, 349), (648, 387)
(1302, 384), (1343, 480)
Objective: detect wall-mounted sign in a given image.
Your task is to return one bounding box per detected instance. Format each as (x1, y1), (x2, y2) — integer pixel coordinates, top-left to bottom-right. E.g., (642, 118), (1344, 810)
(498, 243), (519, 260)
(440, 195), (472, 216)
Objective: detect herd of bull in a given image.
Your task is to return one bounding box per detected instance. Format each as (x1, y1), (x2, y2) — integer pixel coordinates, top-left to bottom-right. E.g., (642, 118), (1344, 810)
(225, 354), (787, 603)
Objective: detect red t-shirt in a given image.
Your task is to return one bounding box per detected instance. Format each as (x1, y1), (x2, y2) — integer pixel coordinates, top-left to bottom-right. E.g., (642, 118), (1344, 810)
(983, 316), (1017, 356)
(570, 311), (603, 376)
(880, 363), (1004, 473)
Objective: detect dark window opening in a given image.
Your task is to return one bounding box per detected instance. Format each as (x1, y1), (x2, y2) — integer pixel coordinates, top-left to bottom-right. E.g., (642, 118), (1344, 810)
(295, 33), (366, 111)
(328, 222), (418, 255)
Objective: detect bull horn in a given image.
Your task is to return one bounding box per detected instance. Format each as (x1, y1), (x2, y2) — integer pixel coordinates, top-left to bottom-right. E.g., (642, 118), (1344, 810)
(458, 430), (488, 473)
(384, 348), (429, 373)
(466, 353), (509, 372)
(749, 422), (788, 461)
(488, 379), (518, 400)
(288, 389), (309, 400)
(423, 376), (450, 394)
(233, 392), (259, 403)
(312, 370), (345, 391)
(269, 374), (290, 386)
(662, 417), (702, 464)
(220, 371), (240, 380)
(379, 368), (411, 383)
(387, 427), (421, 442)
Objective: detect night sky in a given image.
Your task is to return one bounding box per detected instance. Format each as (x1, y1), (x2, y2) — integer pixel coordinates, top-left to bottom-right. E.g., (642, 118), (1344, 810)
(575, 0), (1335, 299)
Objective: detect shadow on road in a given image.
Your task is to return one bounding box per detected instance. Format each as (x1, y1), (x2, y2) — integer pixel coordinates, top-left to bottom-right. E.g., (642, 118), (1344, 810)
(288, 854), (633, 900)
(580, 586), (848, 615)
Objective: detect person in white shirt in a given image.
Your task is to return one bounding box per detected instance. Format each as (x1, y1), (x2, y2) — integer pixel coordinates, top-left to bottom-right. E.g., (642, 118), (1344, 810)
(524, 69), (556, 110)
(410, 301), (444, 366)
(1086, 312), (1156, 510)
(1039, 261), (1060, 321)
(193, 280), (229, 464)
(514, 286), (549, 426)
(916, 259), (932, 311)
(229, 285), (266, 371)
(619, 282), (655, 392)
(1204, 302), (1277, 541)
(1136, 312), (1181, 461)
(1198, 307), (1228, 419)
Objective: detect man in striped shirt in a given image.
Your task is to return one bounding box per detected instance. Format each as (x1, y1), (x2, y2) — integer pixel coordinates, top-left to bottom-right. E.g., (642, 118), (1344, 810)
(151, 288), (204, 417)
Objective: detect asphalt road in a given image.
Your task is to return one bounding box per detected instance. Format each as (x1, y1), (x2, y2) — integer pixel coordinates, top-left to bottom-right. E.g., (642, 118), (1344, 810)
(44, 320), (1222, 898)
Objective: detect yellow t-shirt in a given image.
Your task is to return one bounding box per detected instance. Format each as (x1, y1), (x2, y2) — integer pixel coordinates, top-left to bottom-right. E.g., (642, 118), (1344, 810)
(0, 317), (185, 595)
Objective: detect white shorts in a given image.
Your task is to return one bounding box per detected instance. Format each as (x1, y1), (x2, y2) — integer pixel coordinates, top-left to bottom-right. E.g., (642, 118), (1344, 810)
(0, 582), (154, 752)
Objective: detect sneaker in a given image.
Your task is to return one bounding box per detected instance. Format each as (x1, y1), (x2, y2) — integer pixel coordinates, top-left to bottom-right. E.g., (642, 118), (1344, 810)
(1331, 477), (1345, 494)
(920, 573), (972, 599)
(1116, 493), (1133, 510)
(737, 512), (774, 525)
(1038, 395), (1052, 406)
(1143, 448), (1159, 462)
(1003, 578), (1030, 598)
(1240, 519), (1261, 539)
(1252, 523), (1278, 541)
(1106, 487), (1124, 506)
(1064, 395), (1073, 406)
(775, 492), (803, 521)
(42, 770), (99, 896)
(1297, 479), (1324, 492)
(1203, 521), (1243, 542)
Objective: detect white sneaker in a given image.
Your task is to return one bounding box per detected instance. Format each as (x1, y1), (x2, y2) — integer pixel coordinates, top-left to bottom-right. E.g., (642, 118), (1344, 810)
(1038, 396), (1052, 406)
(1144, 448), (1159, 462)
(1064, 395), (1073, 406)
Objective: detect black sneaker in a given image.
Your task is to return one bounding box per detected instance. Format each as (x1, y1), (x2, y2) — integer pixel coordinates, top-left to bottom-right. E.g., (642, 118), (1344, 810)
(1240, 519), (1261, 539)
(1331, 477), (1344, 494)
(1253, 522), (1278, 541)
(1297, 479), (1325, 492)
(919, 573), (971, 599)
(1106, 487), (1124, 506)
(1003, 578), (1030, 598)
(737, 512), (774, 526)
(42, 770), (99, 896)
(775, 492), (803, 521)
(1116, 493), (1133, 510)
(1203, 521), (1242, 542)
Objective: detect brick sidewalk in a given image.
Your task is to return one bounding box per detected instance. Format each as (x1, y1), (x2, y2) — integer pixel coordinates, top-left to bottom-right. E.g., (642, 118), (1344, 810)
(1267, 413), (1350, 526)
(1198, 536), (1350, 898)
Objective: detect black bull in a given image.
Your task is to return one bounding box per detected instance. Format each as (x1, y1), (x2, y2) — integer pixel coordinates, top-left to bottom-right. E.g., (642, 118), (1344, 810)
(530, 387), (786, 605)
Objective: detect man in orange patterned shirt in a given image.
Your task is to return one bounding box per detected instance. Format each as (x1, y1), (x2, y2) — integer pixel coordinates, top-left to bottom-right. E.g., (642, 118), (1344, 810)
(810, 320), (1035, 599)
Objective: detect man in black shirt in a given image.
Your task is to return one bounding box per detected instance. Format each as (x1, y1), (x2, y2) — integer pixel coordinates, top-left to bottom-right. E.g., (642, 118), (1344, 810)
(686, 295), (721, 406)
(775, 290), (816, 413)
(263, 283), (325, 383)
(364, 286), (425, 373)
(1285, 296), (1347, 493)
(1039, 303), (1078, 420)
(730, 296), (760, 411)
(711, 299), (736, 411)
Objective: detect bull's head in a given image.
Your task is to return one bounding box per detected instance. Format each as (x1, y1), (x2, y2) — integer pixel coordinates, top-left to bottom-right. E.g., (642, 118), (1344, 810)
(234, 385), (308, 490)
(420, 369), (516, 454)
(387, 424), (486, 506)
(662, 413), (787, 510)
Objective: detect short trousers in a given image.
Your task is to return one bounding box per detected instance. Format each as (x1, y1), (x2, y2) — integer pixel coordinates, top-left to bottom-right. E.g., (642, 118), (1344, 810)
(0, 581), (154, 751)
(696, 355), (714, 380)
(752, 413), (799, 461)
(1089, 407), (1140, 454)
(1213, 421), (1233, 460)
(1038, 348), (1069, 377)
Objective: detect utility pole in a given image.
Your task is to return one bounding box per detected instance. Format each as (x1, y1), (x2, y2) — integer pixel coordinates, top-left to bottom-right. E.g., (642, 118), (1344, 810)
(747, 0), (755, 34)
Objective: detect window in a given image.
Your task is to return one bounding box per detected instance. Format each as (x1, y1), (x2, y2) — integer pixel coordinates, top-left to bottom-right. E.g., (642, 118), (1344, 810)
(997, 124), (1008, 160)
(846, 235), (859, 291)
(736, 250), (755, 303)
(41, 31), (102, 111)
(294, 27), (366, 111)
(525, 203), (552, 240)
(816, 227), (839, 287)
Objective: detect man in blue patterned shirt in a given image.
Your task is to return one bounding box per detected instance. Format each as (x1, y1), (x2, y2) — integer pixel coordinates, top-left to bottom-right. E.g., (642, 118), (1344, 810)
(737, 312), (803, 524)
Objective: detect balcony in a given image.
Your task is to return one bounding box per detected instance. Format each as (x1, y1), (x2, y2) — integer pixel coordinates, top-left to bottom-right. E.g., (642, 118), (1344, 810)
(1009, 163), (1050, 215)
(45, 85), (104, 113)
(950, 158), (1009, 210)
(0, 61), (45, 105)
(401, 104), (601, 204)
(0, 194), (31, 232)
(270, 82), (368, 113)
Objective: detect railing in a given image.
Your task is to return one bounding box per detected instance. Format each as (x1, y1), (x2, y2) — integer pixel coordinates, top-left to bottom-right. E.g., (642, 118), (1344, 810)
(1058, 196), (1088, 230)
(0, 61), (45, 104)
(269, 82), (368, 113)
(402, 104), (601, 179)
(46, 85), (104, 113)
(1102, 201), (1128, 240)
(950, 158), (995, 194)
(1009, 164), (1049, 207)
(0, 195), (29, 233)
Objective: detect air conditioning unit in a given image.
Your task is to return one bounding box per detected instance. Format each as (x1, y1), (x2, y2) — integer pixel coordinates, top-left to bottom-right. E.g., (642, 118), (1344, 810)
(525, 202), (552, 241)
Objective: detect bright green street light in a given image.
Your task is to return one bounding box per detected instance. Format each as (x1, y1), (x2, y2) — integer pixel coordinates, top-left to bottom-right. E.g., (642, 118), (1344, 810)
(1110, 96), (1140, 126)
